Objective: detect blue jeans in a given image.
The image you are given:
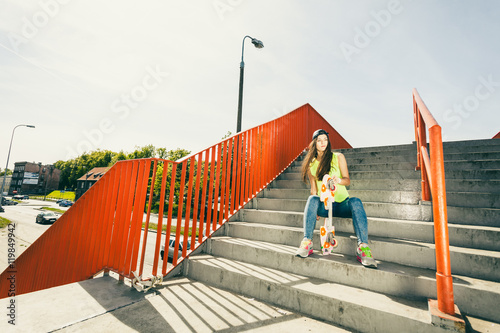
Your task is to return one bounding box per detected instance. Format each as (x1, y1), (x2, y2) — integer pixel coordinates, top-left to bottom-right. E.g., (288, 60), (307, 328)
(303, 195), (368, 245)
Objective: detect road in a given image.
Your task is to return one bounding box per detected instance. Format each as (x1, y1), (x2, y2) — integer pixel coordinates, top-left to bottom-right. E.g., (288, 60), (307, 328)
(0, 198), (70, 272)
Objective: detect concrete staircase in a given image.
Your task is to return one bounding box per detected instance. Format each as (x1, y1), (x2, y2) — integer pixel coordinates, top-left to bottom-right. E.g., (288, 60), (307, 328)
(183, 139), (500, 332)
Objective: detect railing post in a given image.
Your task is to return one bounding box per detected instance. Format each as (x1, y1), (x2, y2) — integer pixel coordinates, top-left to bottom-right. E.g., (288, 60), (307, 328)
(429, 125), (455, 315)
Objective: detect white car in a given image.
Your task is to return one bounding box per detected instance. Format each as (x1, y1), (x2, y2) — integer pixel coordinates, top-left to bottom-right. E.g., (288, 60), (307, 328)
(160, 236), (191, 262)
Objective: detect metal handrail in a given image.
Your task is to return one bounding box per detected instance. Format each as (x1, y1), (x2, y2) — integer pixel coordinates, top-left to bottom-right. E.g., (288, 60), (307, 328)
(413, 88), (455, 315)
(0, 103), (351, 298)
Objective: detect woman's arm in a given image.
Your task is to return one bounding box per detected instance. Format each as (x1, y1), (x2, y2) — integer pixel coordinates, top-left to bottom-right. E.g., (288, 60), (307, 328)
(307, 169), (317, 195)
(333, 153), (351, 186)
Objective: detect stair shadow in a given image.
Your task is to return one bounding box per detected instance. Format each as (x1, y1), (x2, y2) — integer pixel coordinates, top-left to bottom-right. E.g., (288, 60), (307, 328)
(75, 274), (324, 332)
(150, 277), (334, 332)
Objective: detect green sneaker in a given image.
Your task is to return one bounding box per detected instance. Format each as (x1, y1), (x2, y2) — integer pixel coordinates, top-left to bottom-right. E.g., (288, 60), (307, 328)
(356, 244), (377, 268)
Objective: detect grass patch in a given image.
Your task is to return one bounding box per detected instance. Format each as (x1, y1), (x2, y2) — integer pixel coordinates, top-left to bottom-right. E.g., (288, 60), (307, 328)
(41, 207), (66, 214)
(0, 216), (12, 229)
(143, 222), (197, 237)
(32, 191), (75, 201)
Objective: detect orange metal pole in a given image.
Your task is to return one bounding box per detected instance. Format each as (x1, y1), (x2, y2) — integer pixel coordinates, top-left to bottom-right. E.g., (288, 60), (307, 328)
(224, 139), (232, 220)
(86, 179), (101, 276)
(230, 135), (239, 215)
(139, 160), (157, 276)
(205, 147), (216, 237)
(185, 156), (195, 250)
(219, 140), (228, 225)
(193, 152), (203, 244)
(175, 161), (188, 262)
(429, 126), (455, 315)
(245, 130), (252, 203)
(103, 165), (121, 269)
(162, 162), (177, 275)
(128, 160), (149, 276)
(199, 152), (209, 237)
(111, 162), (131, 270)
(72, 195), (88, 282)
(152, 161), (168, 276)
(118, 161), (138, 275)
(95, 174), (110, 273)
(212, 143), (222, 230)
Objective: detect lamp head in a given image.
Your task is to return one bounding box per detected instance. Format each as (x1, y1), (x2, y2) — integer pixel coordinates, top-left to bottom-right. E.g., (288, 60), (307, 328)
(251, 38), (264, 49)
(27, 125), (35, 128)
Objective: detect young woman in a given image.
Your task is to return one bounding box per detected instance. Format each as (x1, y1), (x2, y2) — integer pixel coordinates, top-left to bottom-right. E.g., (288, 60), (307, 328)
(295, 129), (377, 268)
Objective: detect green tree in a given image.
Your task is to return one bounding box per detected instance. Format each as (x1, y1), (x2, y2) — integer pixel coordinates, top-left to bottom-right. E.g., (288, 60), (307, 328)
(127, 144), (156, 159)
(0, 168), (12, 177)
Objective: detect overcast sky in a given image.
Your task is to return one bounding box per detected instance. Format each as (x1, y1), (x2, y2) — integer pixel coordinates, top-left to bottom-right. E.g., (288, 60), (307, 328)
(1, 0), (499, 170)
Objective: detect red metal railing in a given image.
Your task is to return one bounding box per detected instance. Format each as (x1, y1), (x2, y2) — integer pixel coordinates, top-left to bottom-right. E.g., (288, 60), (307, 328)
(413, 88), (455, 315)
(0, 103), (351, 298)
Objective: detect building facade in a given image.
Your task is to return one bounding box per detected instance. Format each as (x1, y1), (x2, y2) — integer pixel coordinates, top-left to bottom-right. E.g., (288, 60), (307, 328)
(1, 175), (12, 195)
(75, 167), (110, 200)
(9, 162), (61, 196)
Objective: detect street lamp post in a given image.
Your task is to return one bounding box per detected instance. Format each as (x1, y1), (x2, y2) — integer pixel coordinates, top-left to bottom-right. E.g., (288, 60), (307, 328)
(237, 35), (264, 133)
(0, 124), (35, 208)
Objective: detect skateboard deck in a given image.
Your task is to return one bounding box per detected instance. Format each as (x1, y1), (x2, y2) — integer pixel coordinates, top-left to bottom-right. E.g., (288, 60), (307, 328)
(319, 174), (338, 255)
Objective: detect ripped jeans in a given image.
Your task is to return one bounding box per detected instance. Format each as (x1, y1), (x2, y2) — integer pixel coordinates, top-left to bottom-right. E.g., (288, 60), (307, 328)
(303, 195), (368, 245)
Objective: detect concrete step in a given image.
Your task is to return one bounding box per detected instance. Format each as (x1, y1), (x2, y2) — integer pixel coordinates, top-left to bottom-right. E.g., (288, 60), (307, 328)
(261, 188), (421, 205)
(348, 169), (500, 180)
(265, 188), (500, 209)
(445, 179), (500, 194)
(336, 143), (415, 154)
(239, 209), (500, 252)
(443, 151), (500, 161)
(351, 160), (500, 173)
(186, 254), (448, 333)
(445, 191), (500, 209)
(346, 155), (417, 164)
(250, 197), (433, 221)
(443, 145), (500, 154)
(272, 178), (423, 192)
(224, 222), (500, 282)
(446, 205), (500, 227)
(277, 171), (500, 195)
(444, 160), (500, 170)
(206, 236), (500, 322)
(251, 195), (500, 226)
(442, 138), (500, 148)
(270, 180), (310, 189)
(285, 161), (418, 175)
(288, 159), (500, 175)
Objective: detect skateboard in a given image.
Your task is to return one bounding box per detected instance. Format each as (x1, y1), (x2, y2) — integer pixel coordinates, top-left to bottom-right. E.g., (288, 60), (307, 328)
(319, 174), (338, 255)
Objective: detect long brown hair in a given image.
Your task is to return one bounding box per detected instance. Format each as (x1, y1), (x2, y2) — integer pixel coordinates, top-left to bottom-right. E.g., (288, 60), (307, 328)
(301, 136), (333, 183)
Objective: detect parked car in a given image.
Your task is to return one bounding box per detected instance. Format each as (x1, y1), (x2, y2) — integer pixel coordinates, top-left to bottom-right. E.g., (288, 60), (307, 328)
(56, 199), (65, 204)
(160, 236), (191, 262)
(1, 198), (18, 206)
(23, 195), (29, 199)
(59, 200), (73, 207)
(36, 212), (58, 224)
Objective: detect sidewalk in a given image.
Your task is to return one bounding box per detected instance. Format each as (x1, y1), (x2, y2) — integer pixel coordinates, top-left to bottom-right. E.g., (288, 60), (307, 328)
(1, 274), (351, 332)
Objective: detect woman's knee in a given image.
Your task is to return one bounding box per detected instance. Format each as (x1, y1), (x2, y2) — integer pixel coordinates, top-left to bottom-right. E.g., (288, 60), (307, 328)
(306, 195), (320, 205)
(349, 197), (363, 206)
